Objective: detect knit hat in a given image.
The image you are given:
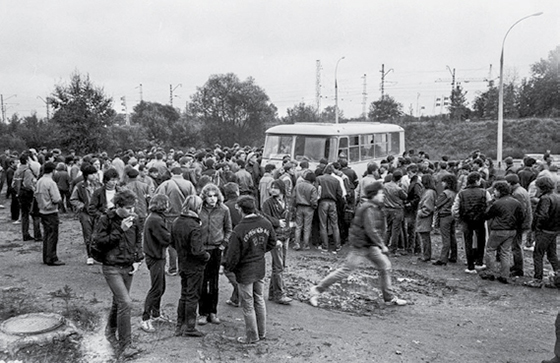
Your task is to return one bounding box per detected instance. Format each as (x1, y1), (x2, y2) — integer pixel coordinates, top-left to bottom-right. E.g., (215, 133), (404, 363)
(504, 157), (514, 165)
(126, 168), (139, 178)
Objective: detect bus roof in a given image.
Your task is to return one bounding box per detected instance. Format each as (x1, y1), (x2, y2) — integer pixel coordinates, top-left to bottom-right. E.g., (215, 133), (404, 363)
(265, 122), (404, 136)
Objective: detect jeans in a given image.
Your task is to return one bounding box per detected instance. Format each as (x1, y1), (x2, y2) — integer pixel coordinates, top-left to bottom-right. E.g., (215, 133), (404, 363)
(439, 215), (457, 263)
(165, 218), (178, 273)
(78, 212), (94, 257)
(461, 222), (486, 270)
(238, 279), (266, 342)
(485, 230), (515, 279)
(418, 232), (432, 261)
(405, 214), (418, 252)
(318, 200), (340, 249)
(40, 213), (59, 264)
(511, 230), (525, 275)
(294, 205), (314, 248)
(385, 208), (404, 251)
(103, 264), (134, 349)
(533, 231), (560, 280)
(199, 248), (221, 316)
(269, 238), (288, 301)
(177, 268), (205, 331)
(316, 246), (395, 302)
(142, 257), (166, 321)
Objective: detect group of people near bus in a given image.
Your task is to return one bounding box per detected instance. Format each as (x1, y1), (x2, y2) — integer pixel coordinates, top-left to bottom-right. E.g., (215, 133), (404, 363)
(1, 145), (559, 361)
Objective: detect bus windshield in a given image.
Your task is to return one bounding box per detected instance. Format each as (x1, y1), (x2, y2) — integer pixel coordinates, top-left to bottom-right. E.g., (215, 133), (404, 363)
(263, 134), (333, 162)
(263, 135), (293, 159)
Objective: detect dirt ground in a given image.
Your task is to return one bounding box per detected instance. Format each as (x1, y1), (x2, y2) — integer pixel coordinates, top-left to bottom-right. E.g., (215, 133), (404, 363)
(0, 193), (559, 363)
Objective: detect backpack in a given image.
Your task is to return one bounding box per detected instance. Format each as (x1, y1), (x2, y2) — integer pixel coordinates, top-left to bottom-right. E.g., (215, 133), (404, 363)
(459, 189), (487, 223)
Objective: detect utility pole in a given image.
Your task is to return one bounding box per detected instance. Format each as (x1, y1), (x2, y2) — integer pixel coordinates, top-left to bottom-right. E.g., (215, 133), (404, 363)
(446, 66), (456, 94)
(361, 74), (367, 120)
(136, 83), (143, 102)
(315, 60), (322, 112)
(170, 84), (182, 107)
(37, 96), (50, 120)
(380, 64), (393, 101)
(1, 94), (17, 123)
(120, 96), (130, 126)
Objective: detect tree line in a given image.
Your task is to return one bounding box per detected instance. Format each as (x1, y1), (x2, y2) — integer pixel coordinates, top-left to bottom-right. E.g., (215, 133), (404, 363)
(1, 45), (558, 154)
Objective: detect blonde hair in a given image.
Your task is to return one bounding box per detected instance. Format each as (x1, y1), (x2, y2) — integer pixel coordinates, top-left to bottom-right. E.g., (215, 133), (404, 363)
(182, 195), (203, 214)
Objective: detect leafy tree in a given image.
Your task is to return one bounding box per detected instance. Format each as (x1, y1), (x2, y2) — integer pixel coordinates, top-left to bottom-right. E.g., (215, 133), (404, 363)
(49, 71), (116, 153)
(284, 102), (320, 123)
(448, 84), (471, 120)
(473, 81), (518, 120)
(130, 101), (180, 145)
(189, 73), (277, 147)
(320, 105), (343, 123)
(518, 45), (560, 117)
(368, 95), (402, 121)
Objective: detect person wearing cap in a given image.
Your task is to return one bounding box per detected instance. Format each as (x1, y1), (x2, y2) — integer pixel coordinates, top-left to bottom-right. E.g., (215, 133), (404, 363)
(71, 164), (101, 265)
(262, 180), (293, 305)
(505, 174), (532, 277)
(35, 162), (63, 266)
(309, 181), (407, 307)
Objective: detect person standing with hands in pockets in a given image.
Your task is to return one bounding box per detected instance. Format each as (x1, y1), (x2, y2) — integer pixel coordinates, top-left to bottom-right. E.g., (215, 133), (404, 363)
(92, 189), (144, 360)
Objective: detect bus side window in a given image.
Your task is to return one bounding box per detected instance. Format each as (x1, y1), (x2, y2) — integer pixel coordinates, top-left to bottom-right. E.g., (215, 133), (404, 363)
(349, 135), (360, 162)
(338, 137), (349, 160)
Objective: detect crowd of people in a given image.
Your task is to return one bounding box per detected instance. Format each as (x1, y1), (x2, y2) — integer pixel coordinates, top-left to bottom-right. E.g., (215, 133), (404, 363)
(0, 145), (559, 361)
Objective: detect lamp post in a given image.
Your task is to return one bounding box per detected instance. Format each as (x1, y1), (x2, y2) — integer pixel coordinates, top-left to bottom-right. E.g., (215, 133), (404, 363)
(335, 56), (345, 124)
(497, 12), (542, 168)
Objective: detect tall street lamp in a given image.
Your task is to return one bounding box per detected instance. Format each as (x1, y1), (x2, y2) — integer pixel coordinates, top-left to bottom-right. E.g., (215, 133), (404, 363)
(497, 12), (542, 168)
(335, 56), (345, 124)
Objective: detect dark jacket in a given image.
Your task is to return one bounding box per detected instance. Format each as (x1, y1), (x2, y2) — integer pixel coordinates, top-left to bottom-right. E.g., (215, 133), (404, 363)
(518, 167), (537, 190)
(262, 196), (290, 241)
(435, 189), (456, 218)
(171, 212), (210, 272)
(224, 214), (276, 284)
(456, 185), (488, 224)
(485, 195), (524, 231)
(349, 199), (386, 249)
(405, 175), (423, 215)
(532, 192), (560, 232)
(143, 211), (171, 260)
(70, 180), (96, 215)
(317, 173), (343, 202)
(88, 186), (112, 221)
(91, 209), (143, 266)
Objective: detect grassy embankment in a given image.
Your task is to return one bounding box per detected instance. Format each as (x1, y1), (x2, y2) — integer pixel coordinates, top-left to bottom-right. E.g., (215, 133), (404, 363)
(403, 118), (560, 161)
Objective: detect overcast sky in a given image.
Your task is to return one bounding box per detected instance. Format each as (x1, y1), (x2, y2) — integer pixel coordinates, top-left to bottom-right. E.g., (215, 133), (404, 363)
(1, 0), (559, 121)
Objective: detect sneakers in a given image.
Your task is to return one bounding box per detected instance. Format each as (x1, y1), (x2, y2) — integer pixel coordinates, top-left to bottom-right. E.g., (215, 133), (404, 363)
(120, 344), (142, 359)
(152, 312), (173, 323)
(474, 265), (487, 272)
(197, 315), (208, 326)
(432, 260), (447, 266)
(86, 257), (95, 265)
(12, 220), (21, 224)
(465, 269), (477, 274)
(275, 296), (293, 305)
(523, 244), (535, 252)
(293, 243), (301, 251)
(183, 328), (205, 337)
(309, 286), (320, 307)
(208, 313), (220, 324)
(524, 279), (544, 288)
(166, 270), (178, 276)
(237, 336), (259, 344)
(385, 297), (408, 306)
(140, 319), (155, 333)
(226, 299), (240, 307)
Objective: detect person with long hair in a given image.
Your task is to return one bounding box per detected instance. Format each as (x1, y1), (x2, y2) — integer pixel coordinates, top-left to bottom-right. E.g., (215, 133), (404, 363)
(416, 174), (438, 262)
(433, 174), (458, 266)
(172, 195), (210, 337)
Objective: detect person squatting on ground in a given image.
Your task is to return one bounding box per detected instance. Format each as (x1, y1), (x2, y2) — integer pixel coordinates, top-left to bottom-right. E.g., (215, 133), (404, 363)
(92, 189), (144, 359)
(262, 179), (293, 305)
(525, 176), (560, 288)
(416, 174), (437, 263)
(452, 171), (492, 274)
(197, 183), (232, 326)
(477, 181), (524, 284)
(309, 182), (407, 308)
(70, 164), (99, 265)
(224, 195), (277, 344)
(35, 162), (63, 266)
(140, 194), (172, 333)
(433, 174), (458, 266)
(172, 195), (211, 337)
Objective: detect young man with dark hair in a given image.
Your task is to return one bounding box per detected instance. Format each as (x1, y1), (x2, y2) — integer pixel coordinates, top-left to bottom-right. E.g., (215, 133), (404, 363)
(35, 162), (63, 266)
(309, 182), (407, 307)
(225, 196), (277, 344)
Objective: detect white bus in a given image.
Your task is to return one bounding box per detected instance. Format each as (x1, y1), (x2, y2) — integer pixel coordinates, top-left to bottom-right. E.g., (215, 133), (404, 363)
(262, 122), (405, 177)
